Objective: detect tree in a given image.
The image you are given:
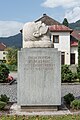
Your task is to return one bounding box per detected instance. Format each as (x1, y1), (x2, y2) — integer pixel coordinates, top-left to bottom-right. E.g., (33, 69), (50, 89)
(62, 18), (69, 27)
(0, 64), (9, 82)
(6, 47), (18, 66)
(61, 65), (73, 82)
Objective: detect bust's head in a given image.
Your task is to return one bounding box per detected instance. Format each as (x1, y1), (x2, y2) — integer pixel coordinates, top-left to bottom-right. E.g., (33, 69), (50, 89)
(23, 21), (50, 41)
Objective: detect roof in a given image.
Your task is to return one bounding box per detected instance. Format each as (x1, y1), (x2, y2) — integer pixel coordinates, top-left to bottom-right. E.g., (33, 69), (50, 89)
(0, 43), (6, 51)
(71, 30), (80, 40)
(70, 41), (78, 47)
(35, 14), (61, 25)
(49, 25), (73, 32)
(21, 14), (73, 34)
(70, 30), (80, 47)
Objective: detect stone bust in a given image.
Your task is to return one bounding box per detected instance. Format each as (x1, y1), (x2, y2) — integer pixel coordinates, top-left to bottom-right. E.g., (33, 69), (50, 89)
(23, 21), (53, 48)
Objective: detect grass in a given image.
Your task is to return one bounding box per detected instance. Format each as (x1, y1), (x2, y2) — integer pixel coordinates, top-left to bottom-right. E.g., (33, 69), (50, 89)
(0, 115), (80, 120)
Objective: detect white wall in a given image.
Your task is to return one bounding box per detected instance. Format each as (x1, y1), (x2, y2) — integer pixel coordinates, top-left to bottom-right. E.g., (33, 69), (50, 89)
(71, 47), (78, 64)
(0, 51), (7, 61)
(51, 32), (70, 65)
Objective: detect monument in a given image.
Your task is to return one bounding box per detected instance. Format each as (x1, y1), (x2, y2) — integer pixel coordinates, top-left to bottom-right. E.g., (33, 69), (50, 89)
(17, 21), (61, 109)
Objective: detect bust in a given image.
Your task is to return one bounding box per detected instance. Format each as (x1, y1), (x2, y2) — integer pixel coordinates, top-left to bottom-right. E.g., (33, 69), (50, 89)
(23, 21), (53, 48)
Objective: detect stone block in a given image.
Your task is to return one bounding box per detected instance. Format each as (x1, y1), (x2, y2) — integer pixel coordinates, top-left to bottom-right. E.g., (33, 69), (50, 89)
(17, 48), (61, 106)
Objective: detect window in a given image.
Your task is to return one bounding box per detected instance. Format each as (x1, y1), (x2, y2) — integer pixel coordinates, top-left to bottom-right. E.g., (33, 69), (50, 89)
(3, 52), (5, 54)
(53, 35), (59, 43)
(3, 57), (5, 60)
(70, 53), (75, 64)
(61, 52), (65, 65)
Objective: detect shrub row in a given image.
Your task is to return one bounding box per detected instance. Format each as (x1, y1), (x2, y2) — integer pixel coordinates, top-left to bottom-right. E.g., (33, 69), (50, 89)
(61, 65), (78, 83)
(64, 93), (75, 105)
(64, 93), (80, 110)
(71, 99), (80, 110)
(6, 64), (17, 71)
(0, 64), (9, 83)
(0, 94), (9, 110)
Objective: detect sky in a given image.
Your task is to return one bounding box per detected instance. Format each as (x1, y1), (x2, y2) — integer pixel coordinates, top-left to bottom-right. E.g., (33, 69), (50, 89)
(0, 0), (80, 37)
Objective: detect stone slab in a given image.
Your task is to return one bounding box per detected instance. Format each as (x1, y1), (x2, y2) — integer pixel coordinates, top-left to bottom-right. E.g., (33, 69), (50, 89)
(10, 103), (71, 116)
(17, 48), (61, 106)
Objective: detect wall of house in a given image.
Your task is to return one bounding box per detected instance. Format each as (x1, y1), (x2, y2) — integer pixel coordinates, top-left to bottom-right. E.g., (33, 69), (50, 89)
(51, 32), (70, 65)
(70, 47), (78, 65)
(0, 51), (7, 62)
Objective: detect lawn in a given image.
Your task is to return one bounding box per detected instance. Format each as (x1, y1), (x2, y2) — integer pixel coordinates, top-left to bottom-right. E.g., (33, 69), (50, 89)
(0, 115), (80, 120)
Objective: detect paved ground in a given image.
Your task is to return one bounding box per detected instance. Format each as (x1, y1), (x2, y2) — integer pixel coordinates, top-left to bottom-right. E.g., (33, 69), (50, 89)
(0, 83), (80, 102)
(61, 84), (80, 98)
(0, 84), (17, 102)
(0, 72), (80, 102)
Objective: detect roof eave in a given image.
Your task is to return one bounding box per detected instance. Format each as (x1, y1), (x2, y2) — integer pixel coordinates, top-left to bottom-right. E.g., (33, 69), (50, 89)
(50, 30), (73, 32)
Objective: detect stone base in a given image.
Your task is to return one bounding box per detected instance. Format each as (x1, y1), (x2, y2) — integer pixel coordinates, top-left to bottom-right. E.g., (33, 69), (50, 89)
(23, 41), (54, 48)
(18, 48), (61, 106)
(10, 103), (58, 112)
(10, 103), (71, 115)
(21, 106), (58, 112)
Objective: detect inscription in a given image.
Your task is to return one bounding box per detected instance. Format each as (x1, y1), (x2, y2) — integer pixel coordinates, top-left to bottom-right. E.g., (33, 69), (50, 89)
(25, 56), (54, 70)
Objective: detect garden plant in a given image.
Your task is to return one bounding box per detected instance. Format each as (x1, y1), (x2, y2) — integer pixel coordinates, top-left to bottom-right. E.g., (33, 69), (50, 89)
(0, 64), (9, 83)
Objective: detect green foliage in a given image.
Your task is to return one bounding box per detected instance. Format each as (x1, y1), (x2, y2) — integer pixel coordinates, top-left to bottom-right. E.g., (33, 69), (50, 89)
(62, 18), (69, 27)
(77, 67), (80, 80)
(0, 101), (6, 110)
(64, 93), (75, 105)
(61, 65), (73, 82)
(0, 94), (9, 103)
(72, 72), (78, 80)
(1, 115), (80, 120)
(6, 47), (18, 66)
(0, 64), (9, 82)
(6, 64), (17, 71)
(71, 99), (80, 110)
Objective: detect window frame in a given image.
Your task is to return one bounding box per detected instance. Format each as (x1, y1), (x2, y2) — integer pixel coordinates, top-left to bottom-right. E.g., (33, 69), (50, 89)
(53, 35), (59, 43)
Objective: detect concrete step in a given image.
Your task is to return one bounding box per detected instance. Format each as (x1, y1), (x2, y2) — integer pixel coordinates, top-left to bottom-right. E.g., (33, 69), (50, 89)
(21, 106), (58, 112)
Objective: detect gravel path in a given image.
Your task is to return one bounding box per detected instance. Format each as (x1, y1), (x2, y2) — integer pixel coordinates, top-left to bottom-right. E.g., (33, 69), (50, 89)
(0, 84), (17, 102)
(0, 83), (80, 102)
(61, 84), (80, 98)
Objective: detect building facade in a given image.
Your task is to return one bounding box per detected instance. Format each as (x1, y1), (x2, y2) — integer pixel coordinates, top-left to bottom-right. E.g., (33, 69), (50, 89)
(49, 25), (72, 65)
(35, 14), (80, 65)
(0, 43), (7, 63)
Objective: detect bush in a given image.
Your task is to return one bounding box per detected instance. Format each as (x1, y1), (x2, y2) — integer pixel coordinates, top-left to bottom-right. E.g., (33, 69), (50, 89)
(61, 65), (73, 82)
(0, 94), (10, 103)
(71, 99), (80, 110)
(0, 101), (6, 110)
(64, 93), (75, 105)
(0, 64), (9, 82)
(72, 72), (78, 81)
(7, 64), (17, 71)
(77, 66), (80, 81)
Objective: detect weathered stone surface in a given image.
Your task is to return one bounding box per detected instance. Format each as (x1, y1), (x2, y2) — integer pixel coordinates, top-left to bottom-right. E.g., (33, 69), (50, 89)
(23, 21), (54, 48)
(17, 48), (61, 106)
(23, 41), (54, 48)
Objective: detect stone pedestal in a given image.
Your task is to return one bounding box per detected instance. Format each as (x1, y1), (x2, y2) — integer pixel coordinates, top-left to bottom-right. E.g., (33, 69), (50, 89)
(17, 48), (61, 106)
